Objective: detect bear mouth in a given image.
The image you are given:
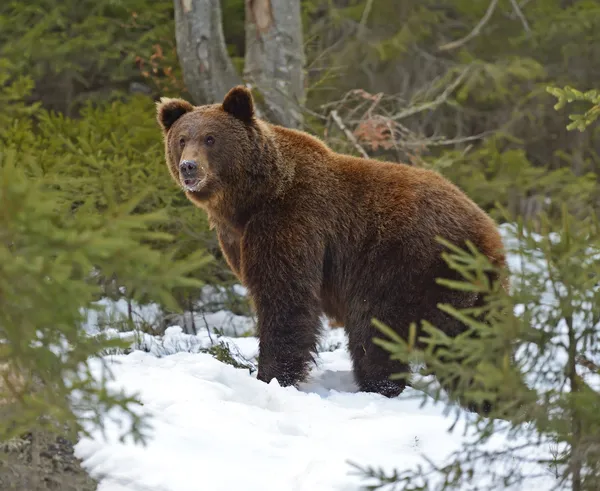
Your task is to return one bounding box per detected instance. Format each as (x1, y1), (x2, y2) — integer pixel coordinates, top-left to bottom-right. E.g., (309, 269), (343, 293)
(182, 177), (206, 192)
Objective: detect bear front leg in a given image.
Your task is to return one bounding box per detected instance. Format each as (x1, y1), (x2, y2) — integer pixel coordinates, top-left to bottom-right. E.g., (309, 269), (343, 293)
(216, 225), (242, 280)
(253, 298), (323, 387)
(241, 219), (324, 388)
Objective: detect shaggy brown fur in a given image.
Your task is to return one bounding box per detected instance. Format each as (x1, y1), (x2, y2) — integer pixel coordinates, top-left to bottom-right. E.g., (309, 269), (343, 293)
(156, 86), (508, 411)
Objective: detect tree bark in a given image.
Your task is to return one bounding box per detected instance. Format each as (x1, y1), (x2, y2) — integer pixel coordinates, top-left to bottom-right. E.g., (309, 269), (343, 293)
(173, 0), (242, 104)
(244, 0), (305, 128)
(173, 0), (306, 126)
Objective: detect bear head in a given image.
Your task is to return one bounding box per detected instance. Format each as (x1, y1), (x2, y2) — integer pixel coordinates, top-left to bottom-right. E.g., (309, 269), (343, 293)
(156, 86), (282, 213)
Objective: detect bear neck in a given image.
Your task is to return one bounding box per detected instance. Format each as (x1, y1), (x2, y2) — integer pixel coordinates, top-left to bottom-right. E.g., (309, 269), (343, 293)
(208, 124), (294, 234)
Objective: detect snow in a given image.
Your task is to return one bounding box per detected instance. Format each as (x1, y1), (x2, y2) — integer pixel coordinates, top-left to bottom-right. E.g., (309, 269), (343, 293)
(75, 332), (557, 491)
(74, 327), (560, 491)
(81, 285), (254, 338)
(71, 224), (591, 491)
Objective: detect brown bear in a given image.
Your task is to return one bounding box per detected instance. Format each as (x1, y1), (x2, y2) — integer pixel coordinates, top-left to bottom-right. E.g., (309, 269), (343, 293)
(156, 86), (508, 411)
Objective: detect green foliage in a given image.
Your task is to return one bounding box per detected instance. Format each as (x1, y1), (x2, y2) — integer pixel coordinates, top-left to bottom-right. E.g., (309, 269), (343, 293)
(0, 0), (244, 457)
(432, 136), (599, 225)
(0, 59), (40, 148)
(0, 0), (248, 445)
(203, 341), (255, 372)
(0, 50), (234, 447)
(0, 0), (178, 113)
(547, 86), (600, 132)
(0, 72), (237, 310)
(0, 146), (213, 443)
(0, 59), (39, 124)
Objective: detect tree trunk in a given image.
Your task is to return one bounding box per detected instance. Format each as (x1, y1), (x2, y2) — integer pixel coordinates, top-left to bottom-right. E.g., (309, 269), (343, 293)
(244, 0), (305, 128)
(173, 0), (242, 104)
(172, 0), (305, 128)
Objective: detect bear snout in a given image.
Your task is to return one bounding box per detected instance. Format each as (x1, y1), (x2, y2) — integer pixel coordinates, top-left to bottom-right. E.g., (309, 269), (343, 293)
(180, 160), (199, 177)
(179, 159), (206, 190)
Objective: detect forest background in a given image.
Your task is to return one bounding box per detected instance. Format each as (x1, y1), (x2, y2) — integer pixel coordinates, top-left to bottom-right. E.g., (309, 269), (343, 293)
(1, 1), (600, 490)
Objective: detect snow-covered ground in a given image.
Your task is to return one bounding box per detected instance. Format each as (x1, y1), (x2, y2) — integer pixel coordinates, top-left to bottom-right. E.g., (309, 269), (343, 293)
(71, 224), (588, 491)
(74, 325), (559, 491)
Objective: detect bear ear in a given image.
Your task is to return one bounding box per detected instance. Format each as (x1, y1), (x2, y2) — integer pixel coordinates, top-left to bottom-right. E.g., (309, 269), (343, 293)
(222, 85), (255, 123)
(156, 97), (194, 133)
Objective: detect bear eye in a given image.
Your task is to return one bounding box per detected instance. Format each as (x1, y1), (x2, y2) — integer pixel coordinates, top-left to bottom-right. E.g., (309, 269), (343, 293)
(179, 137), (186, 149)
(205, 135), (215, 147)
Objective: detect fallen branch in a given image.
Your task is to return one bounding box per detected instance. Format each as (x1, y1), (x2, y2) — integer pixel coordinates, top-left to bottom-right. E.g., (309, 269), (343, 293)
(330, 109), (369, 159)
(438, 0), (499, 51)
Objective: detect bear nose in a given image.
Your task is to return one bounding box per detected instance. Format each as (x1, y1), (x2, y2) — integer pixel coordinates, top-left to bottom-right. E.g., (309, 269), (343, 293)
(179, 160), (198, 177)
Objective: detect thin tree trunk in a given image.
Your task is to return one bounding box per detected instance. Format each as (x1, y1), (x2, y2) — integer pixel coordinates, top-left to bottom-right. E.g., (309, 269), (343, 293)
(566, 314), (582, 491)
(244, 0), (305, 128)
(127, 297), (133, 324)
(173, 0), (242, 104)
(188, 294), (197, 335)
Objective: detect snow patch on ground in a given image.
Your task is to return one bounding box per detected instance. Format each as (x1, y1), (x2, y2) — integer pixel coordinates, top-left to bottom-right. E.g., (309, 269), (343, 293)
(75, 322), (559, 490)
(82, 285), (254, 338)
(72, 223), (587, 490)
(75, 333), (557, 491)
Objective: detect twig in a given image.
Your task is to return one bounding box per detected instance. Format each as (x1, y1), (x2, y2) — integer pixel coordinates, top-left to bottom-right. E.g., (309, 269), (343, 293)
(299, 104), (328, 122)
(438, 0), (499, 51)
(358, 0), (374, 38)
(391, 67), (471, 121)
(330, 109), (369, 158)
(201, 312), (214, 345)
(402, 131), (493, 148)
(509, 0), (531, 34)
(509, 0), (533, 18)
(188, 294), (197, 335)
(360, 92), (384, 124)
